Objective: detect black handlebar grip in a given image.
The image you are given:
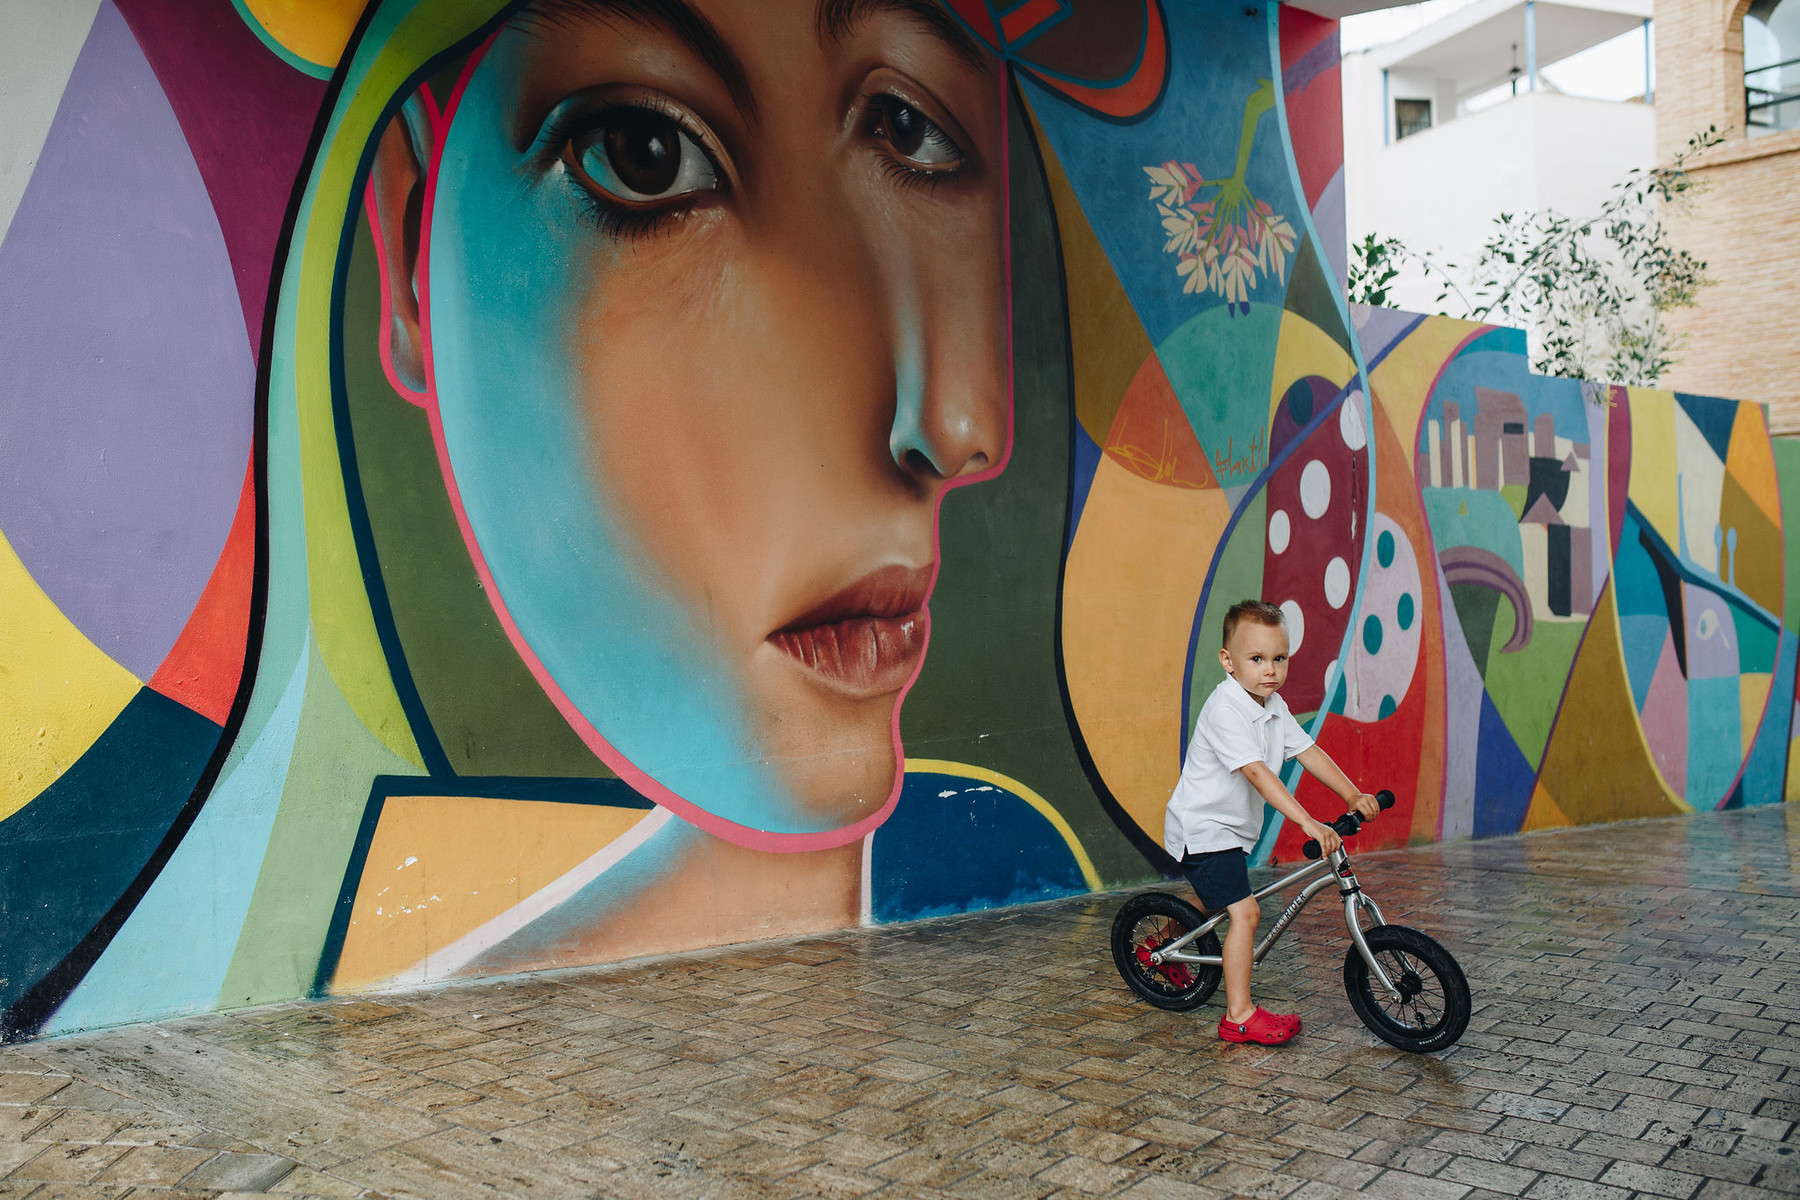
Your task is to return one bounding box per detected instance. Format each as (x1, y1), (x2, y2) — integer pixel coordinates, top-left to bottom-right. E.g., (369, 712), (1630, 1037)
(1302, 789), (1397, 858)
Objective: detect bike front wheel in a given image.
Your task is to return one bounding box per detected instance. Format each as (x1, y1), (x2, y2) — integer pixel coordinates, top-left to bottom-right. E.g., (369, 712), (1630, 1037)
(1343, 924), (1470, 1052)
(1111, 892), (1222, 1011)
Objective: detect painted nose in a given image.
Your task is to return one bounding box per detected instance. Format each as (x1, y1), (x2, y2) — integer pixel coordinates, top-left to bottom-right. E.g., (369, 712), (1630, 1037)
(883, 252), (1007, 486)
(888, 325), (1006, 484)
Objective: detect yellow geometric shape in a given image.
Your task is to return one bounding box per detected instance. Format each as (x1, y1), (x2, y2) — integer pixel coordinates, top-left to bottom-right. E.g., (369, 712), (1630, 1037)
(1533, 577), (1688, 824)
(906, 759), (1102, 891)
(240, 0), (363, 70)
(1519, 783), (1570, 833)
(1269, 309), (1355, 423)
(1788, 739), (1800, 802)
(1741, 673), (1773, 757)
(331, 794), (652, 992)
(0, 525), (141, 822)
(1060, 455), (1232, 843)
(1725, 401), (1781, 528)
(1367, 315), (1487, 477)
(1626, 387), (1680, 551)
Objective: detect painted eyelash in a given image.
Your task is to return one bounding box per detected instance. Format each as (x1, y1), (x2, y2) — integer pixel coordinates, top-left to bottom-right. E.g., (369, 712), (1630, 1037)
(570, 186), (688, 243)
(861, 91), (967, 181)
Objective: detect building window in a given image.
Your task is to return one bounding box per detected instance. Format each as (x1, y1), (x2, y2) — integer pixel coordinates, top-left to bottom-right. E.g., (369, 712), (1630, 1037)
(1394, 98), (1433, 140)
(1746, 0), (1800, 135)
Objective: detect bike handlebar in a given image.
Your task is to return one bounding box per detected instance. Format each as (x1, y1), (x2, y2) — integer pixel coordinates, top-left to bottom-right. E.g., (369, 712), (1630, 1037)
(1301, 789), (1395, 859)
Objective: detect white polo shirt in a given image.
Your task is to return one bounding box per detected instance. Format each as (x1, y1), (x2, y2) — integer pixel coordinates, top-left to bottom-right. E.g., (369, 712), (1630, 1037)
(1163, 676), (1315, 857)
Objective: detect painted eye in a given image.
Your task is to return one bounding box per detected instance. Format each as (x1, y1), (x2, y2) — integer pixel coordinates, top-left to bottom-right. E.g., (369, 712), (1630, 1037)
(568, 107), (720, 203)
(869, 95), (963, 170)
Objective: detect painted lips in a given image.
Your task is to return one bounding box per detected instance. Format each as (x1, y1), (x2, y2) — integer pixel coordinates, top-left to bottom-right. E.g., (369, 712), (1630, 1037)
(770, 564), (933, 697)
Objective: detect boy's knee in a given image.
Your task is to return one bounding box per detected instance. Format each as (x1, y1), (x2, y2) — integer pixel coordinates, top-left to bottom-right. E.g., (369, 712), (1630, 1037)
(1227, 897), (1260, 927)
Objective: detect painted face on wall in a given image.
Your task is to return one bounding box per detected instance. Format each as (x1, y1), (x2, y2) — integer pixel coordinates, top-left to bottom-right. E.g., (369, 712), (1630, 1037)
(399, 0), (1009, 846)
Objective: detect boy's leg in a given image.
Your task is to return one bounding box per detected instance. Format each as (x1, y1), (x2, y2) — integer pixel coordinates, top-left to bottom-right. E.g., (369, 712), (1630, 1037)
(1221, 895), (1260, 1024)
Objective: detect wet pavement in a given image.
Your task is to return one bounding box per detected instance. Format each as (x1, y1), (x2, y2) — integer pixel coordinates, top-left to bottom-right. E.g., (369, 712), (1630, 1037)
(2, 805), (1797, 1200)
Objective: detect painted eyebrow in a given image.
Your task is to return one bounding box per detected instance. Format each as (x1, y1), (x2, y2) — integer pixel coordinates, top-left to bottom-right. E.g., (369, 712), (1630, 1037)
(517, 0), (759, 119)
(815, 0), (989, 70)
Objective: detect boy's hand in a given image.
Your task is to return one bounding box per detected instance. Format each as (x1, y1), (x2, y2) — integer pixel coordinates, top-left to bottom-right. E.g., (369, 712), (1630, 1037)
(1349, 792), (1381, 820)
(1304, 820), (1342, 855)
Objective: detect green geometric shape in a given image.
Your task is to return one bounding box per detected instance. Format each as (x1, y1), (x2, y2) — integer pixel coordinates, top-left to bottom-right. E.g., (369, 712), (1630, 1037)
(1397, 592), (1415, 632)
(1157, 302), (1284, 489)
(1449, 583), (1501, 679)
(1189, 491), (1269, 735)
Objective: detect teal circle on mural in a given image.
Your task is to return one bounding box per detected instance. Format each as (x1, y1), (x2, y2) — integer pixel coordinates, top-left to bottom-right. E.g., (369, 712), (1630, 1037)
(1363, 614), (1383, 654)
(1397, 593), (1415, 631)
(1378, 694), (1397, 720)
(1377, 530), (1395, 568)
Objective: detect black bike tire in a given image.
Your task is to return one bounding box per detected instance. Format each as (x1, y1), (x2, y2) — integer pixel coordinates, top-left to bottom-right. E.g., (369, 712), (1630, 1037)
(1342, 924), (1471, 1052)
(1111, 892), (1222, 1011)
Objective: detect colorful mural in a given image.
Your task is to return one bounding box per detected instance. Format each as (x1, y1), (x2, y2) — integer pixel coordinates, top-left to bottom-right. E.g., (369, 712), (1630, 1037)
(1, 0), (1793, 1041)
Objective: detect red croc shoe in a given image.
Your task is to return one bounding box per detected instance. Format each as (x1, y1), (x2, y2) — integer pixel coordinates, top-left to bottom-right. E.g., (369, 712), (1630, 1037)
(1218, 1007), (1302, 1045)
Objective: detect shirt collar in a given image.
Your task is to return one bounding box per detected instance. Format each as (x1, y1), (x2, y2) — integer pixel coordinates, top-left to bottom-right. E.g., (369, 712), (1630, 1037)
(1217, 675), (1286, 721)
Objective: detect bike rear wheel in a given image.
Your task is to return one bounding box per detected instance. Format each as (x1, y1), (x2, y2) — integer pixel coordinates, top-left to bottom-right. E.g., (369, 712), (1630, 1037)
(1111, 892), (1222, 1011)
(1343, 924), (1470, 1052)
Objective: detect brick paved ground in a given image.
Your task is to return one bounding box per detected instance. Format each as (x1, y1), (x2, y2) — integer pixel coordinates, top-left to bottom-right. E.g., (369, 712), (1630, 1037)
(2, 805), (1797, 1200)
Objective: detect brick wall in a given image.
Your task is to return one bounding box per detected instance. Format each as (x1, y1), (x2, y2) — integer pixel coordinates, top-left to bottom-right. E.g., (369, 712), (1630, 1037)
(1655, 0), (1800, 433)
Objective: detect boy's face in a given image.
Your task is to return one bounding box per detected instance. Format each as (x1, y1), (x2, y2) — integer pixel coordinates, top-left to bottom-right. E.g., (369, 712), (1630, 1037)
(1220, 620), (1291, 703)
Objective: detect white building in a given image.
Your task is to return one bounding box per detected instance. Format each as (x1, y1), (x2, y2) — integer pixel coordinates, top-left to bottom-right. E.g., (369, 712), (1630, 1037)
(1340, 0), (1657, 313)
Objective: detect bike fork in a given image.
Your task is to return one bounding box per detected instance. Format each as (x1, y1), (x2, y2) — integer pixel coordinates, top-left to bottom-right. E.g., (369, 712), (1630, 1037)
(1340, 884), (1403, 999)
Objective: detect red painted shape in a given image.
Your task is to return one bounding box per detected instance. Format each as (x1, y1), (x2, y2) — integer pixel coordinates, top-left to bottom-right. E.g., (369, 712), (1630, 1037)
(149, 458), (254, 725)
(112, 0), (327, 358)
(1001, 0), (1066, 43)
(1283, 62), (1341, 208)
(1273, 671), (1428, 862)
(1261, 415), (1370, 714)
(942, 0), (1003, 44)
(1026, 0), (1168, 119)
(1280, 7), (1343, 209)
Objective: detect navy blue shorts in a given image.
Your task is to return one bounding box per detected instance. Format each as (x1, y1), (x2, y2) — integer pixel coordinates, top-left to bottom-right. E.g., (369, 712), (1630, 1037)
(1180, 848), (1252, 913)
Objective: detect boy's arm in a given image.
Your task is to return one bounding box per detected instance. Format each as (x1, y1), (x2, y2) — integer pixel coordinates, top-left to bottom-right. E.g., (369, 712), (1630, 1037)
(1238, 762), (1343, 854)
(1294, 745), (1381, 820)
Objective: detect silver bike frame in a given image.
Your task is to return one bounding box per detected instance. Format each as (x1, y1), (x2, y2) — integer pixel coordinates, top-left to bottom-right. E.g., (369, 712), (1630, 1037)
(1148, 848), (1403, 999)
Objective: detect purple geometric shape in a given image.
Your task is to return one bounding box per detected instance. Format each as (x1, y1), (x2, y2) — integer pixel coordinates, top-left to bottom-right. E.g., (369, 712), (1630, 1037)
(1682, 582), (1740, 682)
(0, 1), (252, 681)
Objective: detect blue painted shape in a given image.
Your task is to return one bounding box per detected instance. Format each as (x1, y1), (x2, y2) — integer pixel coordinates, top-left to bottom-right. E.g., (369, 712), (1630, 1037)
(871, 772), (1086, 922)
(44, 644), (312, 1034)
(1472, 690), (1536, 838)
(1675, 392), (1736, 464)
(1611, 511), (1671, 618)
(1618, 615), (1670, 711)
(1686, 675), (1743, 807)
(1019, 4), (1301, 347)
(1067, 421), (1102, 552)
(0, 688), (220, 1017)
(1739, 631), (1794, 807)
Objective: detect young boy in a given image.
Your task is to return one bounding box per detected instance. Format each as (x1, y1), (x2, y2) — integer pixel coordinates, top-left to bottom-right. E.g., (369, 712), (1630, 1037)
(1165, 599), (1381, 1045)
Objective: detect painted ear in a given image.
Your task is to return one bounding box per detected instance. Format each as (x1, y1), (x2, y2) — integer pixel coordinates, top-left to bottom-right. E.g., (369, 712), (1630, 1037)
(369, 96), (433, 395)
